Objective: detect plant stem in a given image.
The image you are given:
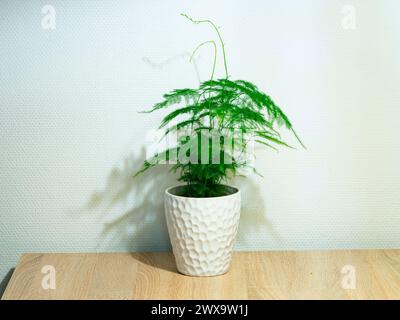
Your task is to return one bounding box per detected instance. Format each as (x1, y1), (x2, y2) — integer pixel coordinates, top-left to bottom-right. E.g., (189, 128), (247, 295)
(190, 40), (217, 80)
(181, 13), (229, 79)
(291, 128), (307, 149)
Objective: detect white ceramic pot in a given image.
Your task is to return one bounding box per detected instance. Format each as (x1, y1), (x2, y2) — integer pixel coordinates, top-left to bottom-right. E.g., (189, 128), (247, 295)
(165, 185), (241, 276)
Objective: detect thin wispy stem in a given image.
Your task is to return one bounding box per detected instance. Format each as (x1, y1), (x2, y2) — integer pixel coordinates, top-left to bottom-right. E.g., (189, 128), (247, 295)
(189, 40), (217, 81)
(181, 13), (229, 79)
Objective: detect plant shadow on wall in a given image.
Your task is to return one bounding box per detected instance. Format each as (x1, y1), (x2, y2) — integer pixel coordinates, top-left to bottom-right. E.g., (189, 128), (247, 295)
(85, 147), (172, 251)
(84, 147), (277, 253)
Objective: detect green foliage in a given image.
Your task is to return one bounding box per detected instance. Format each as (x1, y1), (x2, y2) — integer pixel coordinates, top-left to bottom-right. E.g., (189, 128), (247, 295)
(135, 14), (304, 197)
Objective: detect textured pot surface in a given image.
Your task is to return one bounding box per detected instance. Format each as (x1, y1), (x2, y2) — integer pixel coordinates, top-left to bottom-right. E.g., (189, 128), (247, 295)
(165, 185), (241, 276)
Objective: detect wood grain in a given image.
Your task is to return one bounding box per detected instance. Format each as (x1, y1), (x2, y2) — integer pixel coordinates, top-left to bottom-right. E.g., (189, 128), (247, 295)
(2, 250), (400, 300)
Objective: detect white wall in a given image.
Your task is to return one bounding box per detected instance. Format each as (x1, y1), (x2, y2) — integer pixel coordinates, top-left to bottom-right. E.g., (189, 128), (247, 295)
(1, 0), (400, 286)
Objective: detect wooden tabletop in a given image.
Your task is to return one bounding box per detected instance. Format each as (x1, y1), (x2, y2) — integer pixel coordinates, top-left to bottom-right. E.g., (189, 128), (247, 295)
(2, 250), (400, 300)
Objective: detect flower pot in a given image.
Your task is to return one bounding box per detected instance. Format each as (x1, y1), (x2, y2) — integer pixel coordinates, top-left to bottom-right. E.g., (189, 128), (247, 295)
(164, 185), (241, 276)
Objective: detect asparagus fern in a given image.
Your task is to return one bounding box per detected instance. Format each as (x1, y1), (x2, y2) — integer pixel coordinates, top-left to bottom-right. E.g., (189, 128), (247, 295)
(135, 14), (304, 197)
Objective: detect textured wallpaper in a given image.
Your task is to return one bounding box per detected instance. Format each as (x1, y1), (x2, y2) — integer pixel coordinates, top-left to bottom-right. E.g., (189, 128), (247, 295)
(1, 0), (400, 288)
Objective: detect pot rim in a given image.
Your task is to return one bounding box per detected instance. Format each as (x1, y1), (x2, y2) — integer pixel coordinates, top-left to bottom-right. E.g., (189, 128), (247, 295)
(165, 184), (240, 200)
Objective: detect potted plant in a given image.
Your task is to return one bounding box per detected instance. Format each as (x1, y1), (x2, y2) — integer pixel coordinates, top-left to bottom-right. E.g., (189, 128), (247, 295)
(135, 14), (305, 276)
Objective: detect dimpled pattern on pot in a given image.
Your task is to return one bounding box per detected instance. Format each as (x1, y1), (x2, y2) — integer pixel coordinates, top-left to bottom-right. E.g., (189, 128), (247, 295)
(165, 187), (241, 276)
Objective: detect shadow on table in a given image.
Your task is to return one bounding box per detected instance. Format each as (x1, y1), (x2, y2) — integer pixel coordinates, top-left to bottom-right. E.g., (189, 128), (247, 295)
(0, 268), (15, 299)
(130, 252), (178, 273)
(83, 148), (279, 271)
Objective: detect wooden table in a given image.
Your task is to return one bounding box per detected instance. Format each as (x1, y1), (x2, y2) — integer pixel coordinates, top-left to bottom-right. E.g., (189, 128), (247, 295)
(2, 250), (400, 300)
